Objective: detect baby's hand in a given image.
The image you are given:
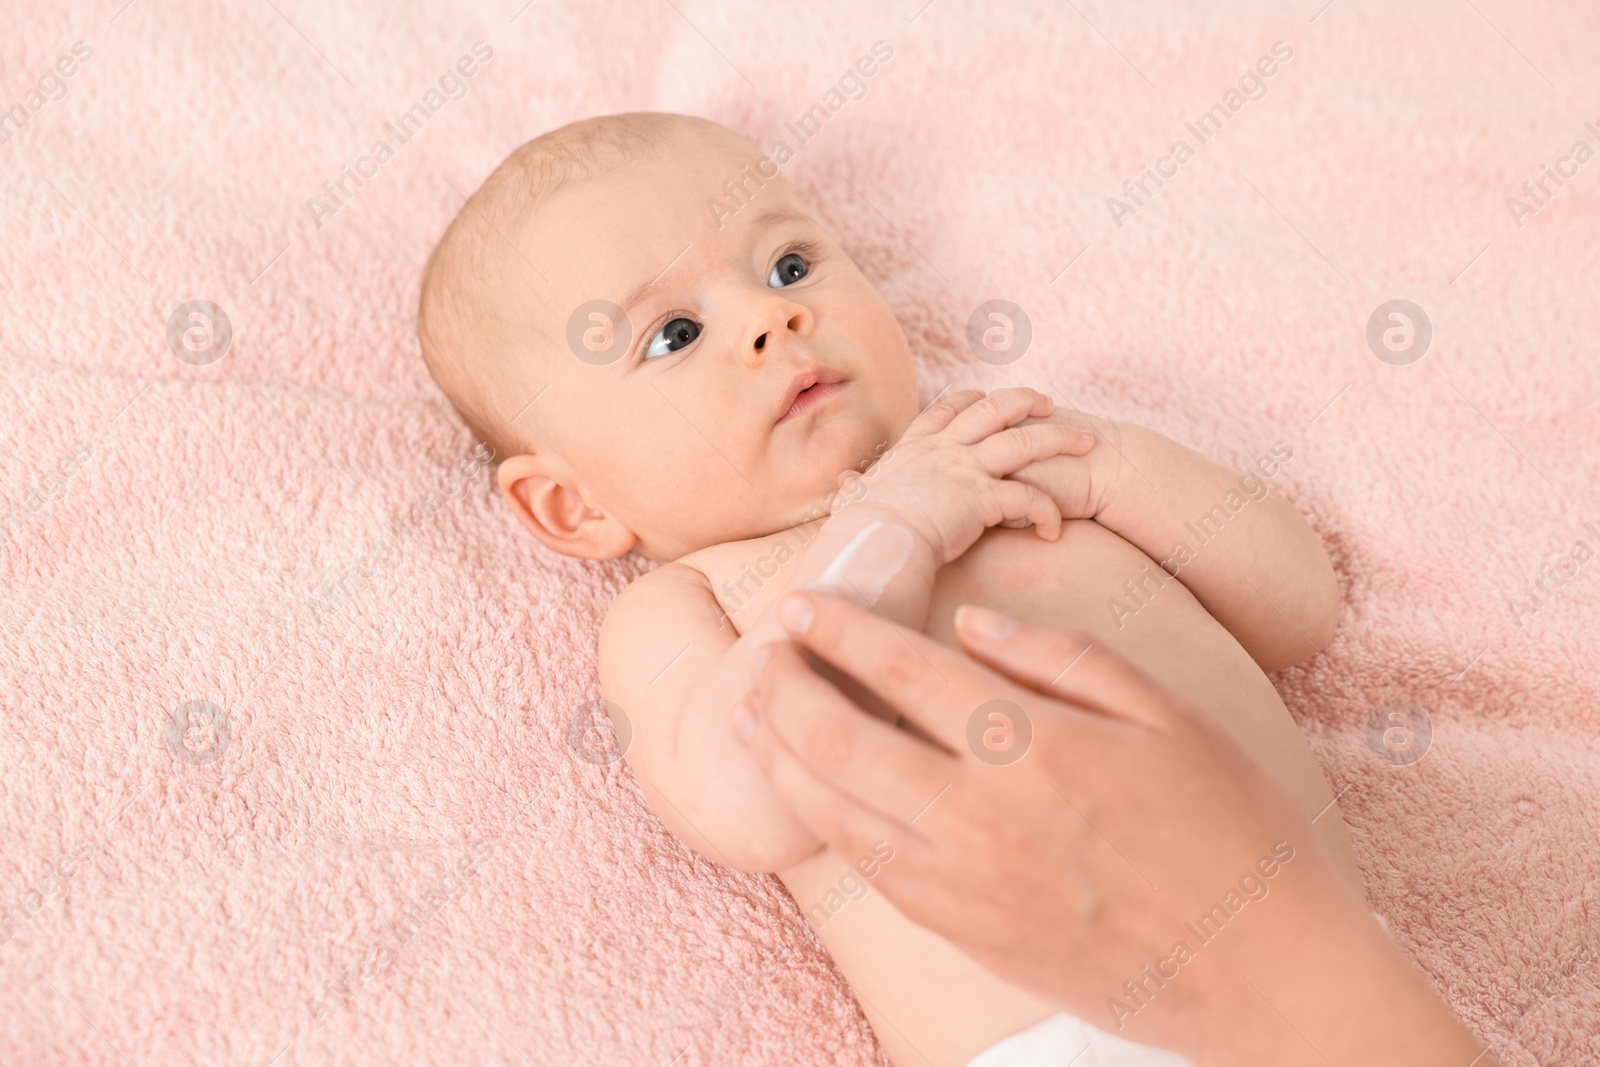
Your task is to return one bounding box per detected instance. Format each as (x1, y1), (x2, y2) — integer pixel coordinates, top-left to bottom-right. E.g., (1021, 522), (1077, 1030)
(1004, 407), (1124, 523)
(833, 387), (1096, 564)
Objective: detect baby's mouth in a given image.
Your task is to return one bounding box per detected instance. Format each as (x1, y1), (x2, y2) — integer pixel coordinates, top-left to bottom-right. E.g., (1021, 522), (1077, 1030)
(776, 368), (848, 425)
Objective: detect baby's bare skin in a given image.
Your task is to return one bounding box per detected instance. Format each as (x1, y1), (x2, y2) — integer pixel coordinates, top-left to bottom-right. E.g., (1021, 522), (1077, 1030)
(418, 113), (1364, 1067)
(672, 517), (1361, 1067)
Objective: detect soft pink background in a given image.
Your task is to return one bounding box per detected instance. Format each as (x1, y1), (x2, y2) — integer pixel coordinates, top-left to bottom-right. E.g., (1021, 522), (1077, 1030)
(2, 0), (1597, 1063)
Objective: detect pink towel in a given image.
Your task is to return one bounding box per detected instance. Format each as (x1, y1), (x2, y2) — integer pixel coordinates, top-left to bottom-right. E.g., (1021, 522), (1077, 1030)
(2, 1), (1596, 1063)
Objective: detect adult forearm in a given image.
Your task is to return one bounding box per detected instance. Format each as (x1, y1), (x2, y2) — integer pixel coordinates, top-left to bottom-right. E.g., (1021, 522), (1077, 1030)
(1119, 855), (1493, 1067)
(1219, 905), (1490, 1064)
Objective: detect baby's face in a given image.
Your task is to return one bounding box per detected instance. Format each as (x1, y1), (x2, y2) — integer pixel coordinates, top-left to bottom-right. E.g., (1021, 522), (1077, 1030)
(515, 134), (919, 560)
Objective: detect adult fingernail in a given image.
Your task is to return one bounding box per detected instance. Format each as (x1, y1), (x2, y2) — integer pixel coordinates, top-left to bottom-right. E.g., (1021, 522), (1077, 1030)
(778, 594), (814, 636)
(956, 604), (1020, 641)
(753, 644), (774, 675)
(732, 700), (758, 742)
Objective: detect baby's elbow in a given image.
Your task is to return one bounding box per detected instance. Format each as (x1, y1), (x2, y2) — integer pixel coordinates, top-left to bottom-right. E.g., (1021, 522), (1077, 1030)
(721, 831), (827, 875)
(635, 773), (823, 875)
(1306, 552), (1343, 653)
(684, 819), (825, 875)
(1264, 565), (1341, 671)
(1300, 598), (1340, 660)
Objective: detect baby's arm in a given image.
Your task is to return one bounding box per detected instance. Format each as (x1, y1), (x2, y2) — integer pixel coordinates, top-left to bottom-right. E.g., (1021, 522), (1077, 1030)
(1013, 414), (1339, 672)
(599, 388), (1087, 873)
(599, 506), (935, 874)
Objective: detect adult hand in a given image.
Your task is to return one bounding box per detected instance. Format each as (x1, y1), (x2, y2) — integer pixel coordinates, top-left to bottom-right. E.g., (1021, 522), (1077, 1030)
(734, 593), (1494, 1067)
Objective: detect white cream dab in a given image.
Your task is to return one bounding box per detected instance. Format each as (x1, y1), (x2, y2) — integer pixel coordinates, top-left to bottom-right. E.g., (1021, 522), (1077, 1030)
(805, 520), (915, 607)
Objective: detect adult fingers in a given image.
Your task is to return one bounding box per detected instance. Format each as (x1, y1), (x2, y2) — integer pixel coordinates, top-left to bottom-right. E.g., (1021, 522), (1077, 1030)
(734, 690), (929, 864)
(775, 592), (1026, 754)
(944, 387), (1054, 445)
(753, 641), (961, 824)
(951, 606), (1175, 728)
(903, 387), (985, 437)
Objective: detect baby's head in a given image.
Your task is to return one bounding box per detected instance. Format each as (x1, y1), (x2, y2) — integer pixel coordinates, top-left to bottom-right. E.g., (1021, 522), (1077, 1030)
(418, 112), (918, 563)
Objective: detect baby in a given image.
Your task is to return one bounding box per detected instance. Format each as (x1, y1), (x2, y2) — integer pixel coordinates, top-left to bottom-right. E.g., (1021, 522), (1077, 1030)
(418, 111), (1364, 1066)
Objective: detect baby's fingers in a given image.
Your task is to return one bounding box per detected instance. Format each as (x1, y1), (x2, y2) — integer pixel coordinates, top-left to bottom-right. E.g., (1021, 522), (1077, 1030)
(992, 480), (1063, 542)
(976, 422), (1095, 476)
(904, 388), (986, 437)
(945, 387), (1053, 444)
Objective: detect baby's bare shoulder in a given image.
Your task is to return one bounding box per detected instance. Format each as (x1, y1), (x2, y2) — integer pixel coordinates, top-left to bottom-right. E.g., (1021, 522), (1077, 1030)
(600, 560), (722, 654)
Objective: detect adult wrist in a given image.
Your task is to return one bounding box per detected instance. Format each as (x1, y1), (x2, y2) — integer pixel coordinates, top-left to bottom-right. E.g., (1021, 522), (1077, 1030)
(1184, 848), (1488, 1066)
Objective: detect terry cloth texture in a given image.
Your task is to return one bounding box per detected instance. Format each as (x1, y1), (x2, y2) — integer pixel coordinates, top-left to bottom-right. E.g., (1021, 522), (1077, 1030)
(1, 1), (1597, 1064)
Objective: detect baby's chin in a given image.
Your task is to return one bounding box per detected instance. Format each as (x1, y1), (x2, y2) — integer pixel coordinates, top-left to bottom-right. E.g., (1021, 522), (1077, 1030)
(805, 404), (900, 467)
(777, 431), (899, 527)
(645, 416), (907, 556)
(653, 465), (879, 557)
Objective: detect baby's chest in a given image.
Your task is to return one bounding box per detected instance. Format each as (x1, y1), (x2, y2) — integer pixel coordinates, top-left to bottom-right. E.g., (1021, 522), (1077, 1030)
(703, 518), (1254, 710)
(925, 519), (1204, 649)
(699, 518), (1217, 661)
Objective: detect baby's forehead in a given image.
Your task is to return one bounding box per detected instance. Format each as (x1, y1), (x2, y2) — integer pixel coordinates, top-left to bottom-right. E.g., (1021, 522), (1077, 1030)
(535, 135), (777, 237)
(518, 154), (816, 323)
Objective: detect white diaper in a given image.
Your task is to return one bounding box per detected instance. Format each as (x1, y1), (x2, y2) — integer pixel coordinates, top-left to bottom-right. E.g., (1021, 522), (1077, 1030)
(965, 1012), (1196, 1067)
(964, 913), (1395, 1064)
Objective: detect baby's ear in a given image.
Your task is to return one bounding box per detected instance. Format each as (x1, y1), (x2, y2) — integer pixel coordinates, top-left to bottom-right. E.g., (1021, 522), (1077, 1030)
(496, 453), (636, 560)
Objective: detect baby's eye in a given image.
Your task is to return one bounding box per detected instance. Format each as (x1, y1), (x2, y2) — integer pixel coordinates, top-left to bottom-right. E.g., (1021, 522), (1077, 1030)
(643, 317), (702, 360)
(768, 252), (809, 288)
